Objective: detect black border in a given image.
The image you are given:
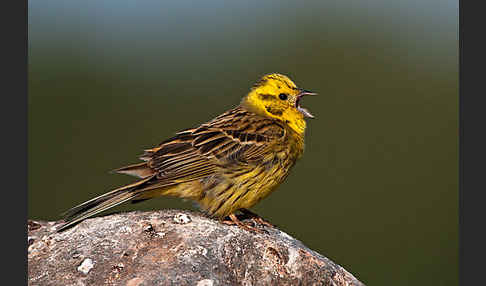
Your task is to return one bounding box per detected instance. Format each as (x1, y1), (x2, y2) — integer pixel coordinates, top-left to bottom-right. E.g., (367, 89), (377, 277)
(458, 1), (463, 284)
(460, 0), (486, 285)
(6, 0), (28, 284)
(458, 0), (463, 282)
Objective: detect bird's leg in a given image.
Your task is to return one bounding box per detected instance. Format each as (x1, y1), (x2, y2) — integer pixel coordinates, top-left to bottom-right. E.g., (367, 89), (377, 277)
(240, 209), (274, 228)
(221, 213), (263, 233)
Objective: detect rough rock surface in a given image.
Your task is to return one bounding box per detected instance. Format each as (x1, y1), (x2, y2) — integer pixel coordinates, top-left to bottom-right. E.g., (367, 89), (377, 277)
(28, 209), (365, 286)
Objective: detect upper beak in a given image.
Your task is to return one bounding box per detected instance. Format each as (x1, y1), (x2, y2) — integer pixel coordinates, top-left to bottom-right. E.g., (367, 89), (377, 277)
(296, 89), (317, 118)
(298, 89), (318, 97)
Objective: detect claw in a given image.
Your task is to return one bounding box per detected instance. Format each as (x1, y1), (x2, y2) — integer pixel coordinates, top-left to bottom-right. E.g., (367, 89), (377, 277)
(222, 214), (264, 233)
(240, 209), (274, 228)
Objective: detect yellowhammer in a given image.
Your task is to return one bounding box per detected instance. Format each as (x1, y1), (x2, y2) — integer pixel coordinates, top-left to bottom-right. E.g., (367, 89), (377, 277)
(58, 73), (317, 232)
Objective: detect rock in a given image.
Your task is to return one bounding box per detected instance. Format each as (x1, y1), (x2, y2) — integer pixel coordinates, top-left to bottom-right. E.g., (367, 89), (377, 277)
(28, 209), (365, 286)
(77, 258), (94, 274)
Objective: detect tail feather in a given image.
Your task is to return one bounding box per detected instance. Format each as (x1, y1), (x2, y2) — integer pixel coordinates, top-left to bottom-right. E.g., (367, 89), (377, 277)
(56, 175), (155, 232)
(110, 162), (155, 179)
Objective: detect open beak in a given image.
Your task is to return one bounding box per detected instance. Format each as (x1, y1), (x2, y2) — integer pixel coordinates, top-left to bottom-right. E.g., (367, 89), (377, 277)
(296, 89), (317, 118)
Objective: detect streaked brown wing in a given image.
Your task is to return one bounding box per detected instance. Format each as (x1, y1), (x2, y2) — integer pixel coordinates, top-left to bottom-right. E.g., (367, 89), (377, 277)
(134, 107), (285, 187)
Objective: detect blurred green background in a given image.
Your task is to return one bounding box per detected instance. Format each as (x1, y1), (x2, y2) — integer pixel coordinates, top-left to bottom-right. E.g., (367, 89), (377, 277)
(28, 1), (458, 285)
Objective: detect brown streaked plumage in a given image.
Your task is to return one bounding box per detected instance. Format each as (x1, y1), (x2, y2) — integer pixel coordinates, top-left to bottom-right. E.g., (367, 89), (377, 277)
(58, 73), (316, 232)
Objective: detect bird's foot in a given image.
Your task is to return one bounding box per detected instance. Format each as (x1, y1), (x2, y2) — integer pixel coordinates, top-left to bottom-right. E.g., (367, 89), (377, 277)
(222, 213), (264, 234)
(240, 209), (275, 228)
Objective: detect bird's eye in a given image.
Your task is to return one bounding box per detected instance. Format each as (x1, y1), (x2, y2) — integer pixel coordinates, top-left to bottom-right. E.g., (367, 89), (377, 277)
(278, 93), (288, 100)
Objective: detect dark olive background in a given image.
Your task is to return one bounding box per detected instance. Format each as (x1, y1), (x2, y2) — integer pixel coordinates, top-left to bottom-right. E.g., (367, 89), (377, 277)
(28, 1), (458, 285)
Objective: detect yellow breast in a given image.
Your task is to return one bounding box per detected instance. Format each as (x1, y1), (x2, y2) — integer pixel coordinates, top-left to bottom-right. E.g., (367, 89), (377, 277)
(197, 128), (304, 218)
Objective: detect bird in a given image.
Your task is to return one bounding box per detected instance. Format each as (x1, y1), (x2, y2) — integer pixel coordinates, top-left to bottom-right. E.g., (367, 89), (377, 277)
(57, 73), (317, 232)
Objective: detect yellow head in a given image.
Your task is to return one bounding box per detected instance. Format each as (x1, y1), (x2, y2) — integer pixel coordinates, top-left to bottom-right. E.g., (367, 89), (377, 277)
(241, 73), (317, 134)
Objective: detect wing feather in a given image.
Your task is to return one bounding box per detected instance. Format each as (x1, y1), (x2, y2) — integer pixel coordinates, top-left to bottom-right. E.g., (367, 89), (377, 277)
(118, 107), (285, 186)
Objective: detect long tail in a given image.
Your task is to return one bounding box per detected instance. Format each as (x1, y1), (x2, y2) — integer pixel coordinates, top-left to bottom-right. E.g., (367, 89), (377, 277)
(56, 175), (155, 232)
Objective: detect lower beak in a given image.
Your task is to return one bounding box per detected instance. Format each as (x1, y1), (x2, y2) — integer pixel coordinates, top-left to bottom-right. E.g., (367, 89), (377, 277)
(296, 90), (317, 118)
